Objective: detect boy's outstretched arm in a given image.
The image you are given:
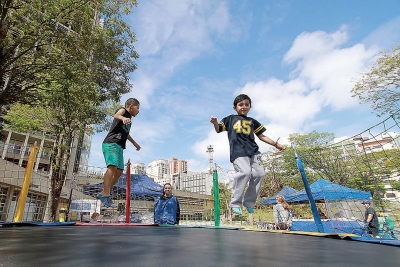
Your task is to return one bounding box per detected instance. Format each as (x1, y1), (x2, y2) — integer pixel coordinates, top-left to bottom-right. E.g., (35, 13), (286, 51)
(210, 116), (220, 133)
(257, 134), (285, 151)
(128, 135), (141, 151)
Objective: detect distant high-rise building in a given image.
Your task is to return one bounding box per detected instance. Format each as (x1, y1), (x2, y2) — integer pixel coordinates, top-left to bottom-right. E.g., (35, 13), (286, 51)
(171, 171), (213, 195)
(131, 162), (146, 174)
(169, 157), (187, 174)
(147, 159), (169, 184)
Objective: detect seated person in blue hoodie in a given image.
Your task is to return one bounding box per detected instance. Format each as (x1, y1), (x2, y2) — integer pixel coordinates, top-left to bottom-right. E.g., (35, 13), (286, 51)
(154, 183), (180, 225)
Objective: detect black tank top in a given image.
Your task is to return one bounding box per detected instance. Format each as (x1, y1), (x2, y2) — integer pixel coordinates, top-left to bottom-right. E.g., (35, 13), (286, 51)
(103, 108), (132, 149)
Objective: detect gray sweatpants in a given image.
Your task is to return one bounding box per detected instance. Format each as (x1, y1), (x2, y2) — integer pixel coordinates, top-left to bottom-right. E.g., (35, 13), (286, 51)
(230, 154), (266, 208)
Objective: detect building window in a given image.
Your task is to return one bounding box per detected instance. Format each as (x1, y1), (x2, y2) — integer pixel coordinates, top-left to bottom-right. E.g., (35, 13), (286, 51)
(0, 185), (9, 220)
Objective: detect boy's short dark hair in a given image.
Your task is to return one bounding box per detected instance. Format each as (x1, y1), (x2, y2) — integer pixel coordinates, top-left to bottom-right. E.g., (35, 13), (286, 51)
(233, 94), (251, 107)
(125, 98), (140, 107)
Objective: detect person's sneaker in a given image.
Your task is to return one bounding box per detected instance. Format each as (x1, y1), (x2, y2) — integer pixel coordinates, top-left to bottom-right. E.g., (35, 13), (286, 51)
(98, 195), (116, 208)
(96, 193), (103, 199)
(246, 207), (254, 214)
(105, 197), (116, 208)
(232, 207), (242, 215)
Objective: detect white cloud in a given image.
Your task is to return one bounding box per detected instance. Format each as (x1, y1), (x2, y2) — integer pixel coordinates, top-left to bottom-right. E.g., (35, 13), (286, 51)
(91, 3), (400, 174)
(284, 26), (350, 64)
(284, 27), (379, 110)
(186, 158), (209, 173)
(238, 78), (321, 131)
(193, 25), (387, 166)
(127, 70), (158, 109)
(129, 0), (233, 107)
(362, 16), (400, 50)
(135, 0), (228, 59)
(241, 27), (380, 131)
(192, 129), (230, 167)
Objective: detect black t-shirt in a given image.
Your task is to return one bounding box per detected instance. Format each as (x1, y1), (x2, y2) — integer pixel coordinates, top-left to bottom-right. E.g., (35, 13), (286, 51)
(103, 108), (132, 149)
(365, 207), (378, 228)
(219, 114), (266, 162)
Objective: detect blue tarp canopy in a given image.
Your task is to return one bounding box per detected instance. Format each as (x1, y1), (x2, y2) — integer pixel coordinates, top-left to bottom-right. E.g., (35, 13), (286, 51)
(260, 186), (298, 205)
(282, 178), (372, 204)
(260, 178), (372, 204)
(83, 174), (163, 200)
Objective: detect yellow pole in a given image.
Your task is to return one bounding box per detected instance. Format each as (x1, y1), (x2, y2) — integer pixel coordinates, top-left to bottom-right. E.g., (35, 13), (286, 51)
(14, 145), (39, 222)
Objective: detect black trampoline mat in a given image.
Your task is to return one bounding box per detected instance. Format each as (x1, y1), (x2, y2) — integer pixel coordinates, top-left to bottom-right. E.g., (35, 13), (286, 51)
(0, 226), (399, 267)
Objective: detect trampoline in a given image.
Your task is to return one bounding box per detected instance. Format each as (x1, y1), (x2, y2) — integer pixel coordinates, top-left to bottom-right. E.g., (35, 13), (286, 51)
(0, 225), (399, 267)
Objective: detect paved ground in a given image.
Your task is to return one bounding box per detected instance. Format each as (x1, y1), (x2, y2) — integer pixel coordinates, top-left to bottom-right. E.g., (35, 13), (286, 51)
(0, 225), (399, 267)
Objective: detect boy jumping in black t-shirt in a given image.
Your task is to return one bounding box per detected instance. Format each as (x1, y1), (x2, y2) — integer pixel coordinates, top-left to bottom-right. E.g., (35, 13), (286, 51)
(98, 98), (141, 207)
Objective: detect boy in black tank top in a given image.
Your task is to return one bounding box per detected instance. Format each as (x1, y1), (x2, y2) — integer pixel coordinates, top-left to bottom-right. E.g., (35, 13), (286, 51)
(210, 94), (285, 215)
(98, 98), (141, 207)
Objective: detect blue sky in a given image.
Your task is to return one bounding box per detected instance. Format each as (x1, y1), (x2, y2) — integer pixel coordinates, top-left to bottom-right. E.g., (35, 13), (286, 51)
(89, 0), (400, 172)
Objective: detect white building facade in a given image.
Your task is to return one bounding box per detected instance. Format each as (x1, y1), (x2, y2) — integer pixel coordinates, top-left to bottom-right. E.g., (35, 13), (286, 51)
(171, 171), (213, 195)
(146, 159), (170, 184)
(131, 162), (146, 174)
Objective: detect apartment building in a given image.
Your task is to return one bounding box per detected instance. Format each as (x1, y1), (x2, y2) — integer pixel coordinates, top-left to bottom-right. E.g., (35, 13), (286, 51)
(0, 128), (92, 222)
(171, 171), (213, 195)
(146, 159), (170, 184)
(169, 157), (187, 174)
(131, 162), (146, 174)
(351, 132), (400, 202)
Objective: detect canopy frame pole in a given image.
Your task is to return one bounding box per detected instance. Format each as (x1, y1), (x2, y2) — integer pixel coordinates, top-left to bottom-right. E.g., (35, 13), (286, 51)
(295, 151), (325, 233)
(125, 159), (131, 223)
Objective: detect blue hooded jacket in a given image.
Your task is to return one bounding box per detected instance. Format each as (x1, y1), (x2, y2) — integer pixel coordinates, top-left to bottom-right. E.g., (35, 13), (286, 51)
(154, 195), (180, 225)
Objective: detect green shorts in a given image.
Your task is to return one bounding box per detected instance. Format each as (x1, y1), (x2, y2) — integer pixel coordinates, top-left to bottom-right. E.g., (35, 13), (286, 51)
(102, 143), (124, 170)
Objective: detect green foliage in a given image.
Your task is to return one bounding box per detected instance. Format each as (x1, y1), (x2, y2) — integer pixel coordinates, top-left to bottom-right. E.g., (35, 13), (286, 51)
(346, 149), (399, 200)
(1, 0), (139, 222)
(351, 45), (400, 117)
(212, 181), (231, 219)
(289, 131), (335, 147)
(94, 100), (124, 133)
(259, 130), (398, 202)
(392, 180), (400, 190)
(260, 131), (337, 199)
(288, 131), (361, 186)
(1, 0), (139, 116)
(3, 103), (50, 134)
(259, 148), (305, 197)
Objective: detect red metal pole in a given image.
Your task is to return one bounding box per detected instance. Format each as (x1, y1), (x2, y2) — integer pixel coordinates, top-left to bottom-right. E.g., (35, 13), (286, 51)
(125, 159), (131, 223)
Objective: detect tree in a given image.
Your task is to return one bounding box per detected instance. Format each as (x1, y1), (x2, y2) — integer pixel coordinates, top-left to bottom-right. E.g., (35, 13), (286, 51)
(1, 0), (139, 221)
(259, 150), (294, 198)
(2, 103), (47, 133)
(286, 131), (390, 200)
(213, 182), (231, 221)
(211, 182), (232, 222)
(351, 45), (400, 117)
(4, 70), (126, 221)
(0, 0), (138, 118)
(392, 180), (400, 191)
(287, 131), (363, 185)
